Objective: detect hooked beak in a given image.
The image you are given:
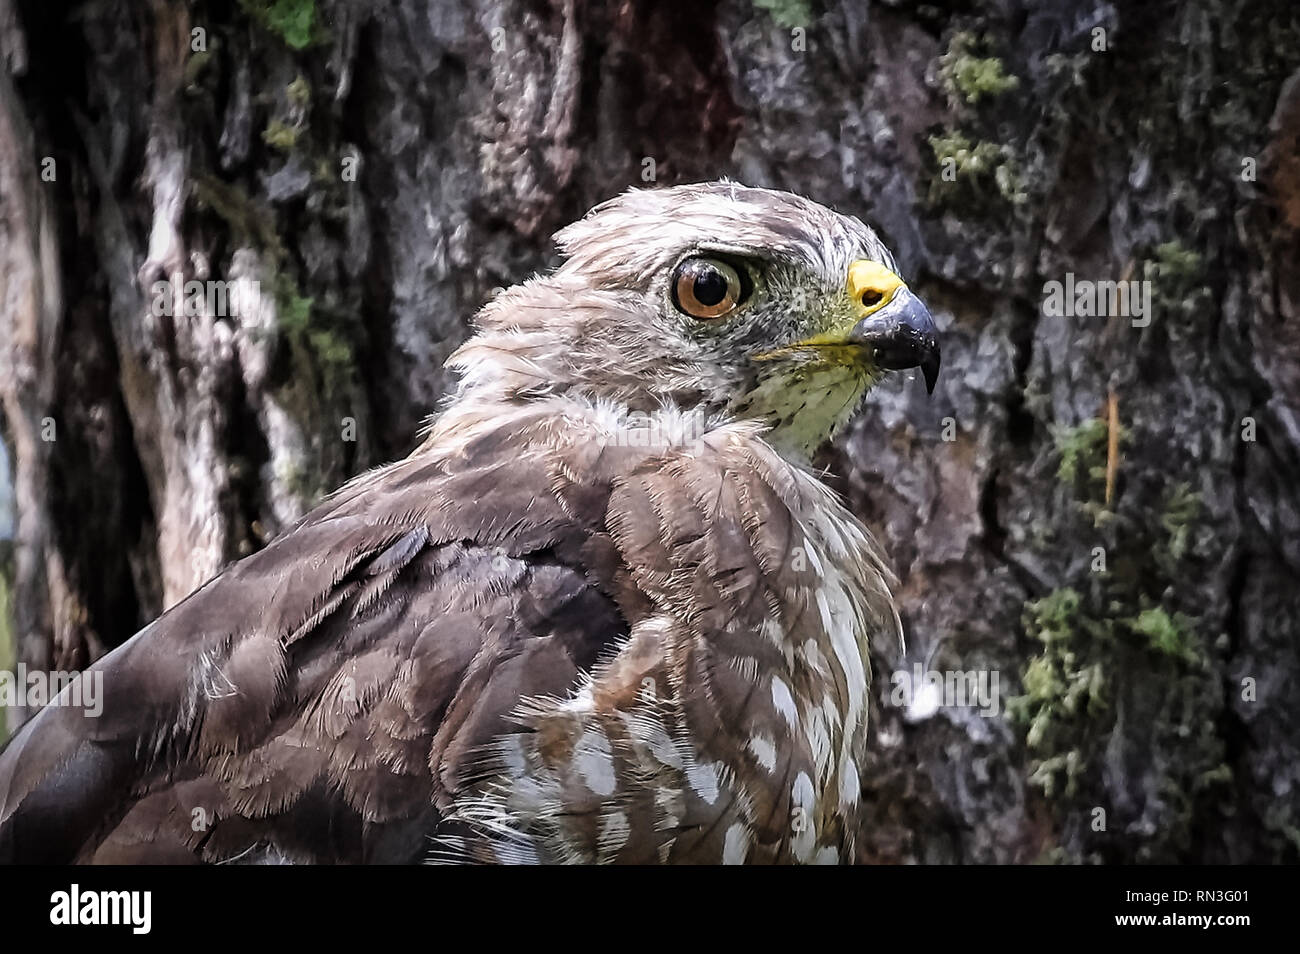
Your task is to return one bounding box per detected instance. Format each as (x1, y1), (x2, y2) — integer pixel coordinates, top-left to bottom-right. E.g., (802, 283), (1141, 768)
(845, 261), (941, 394)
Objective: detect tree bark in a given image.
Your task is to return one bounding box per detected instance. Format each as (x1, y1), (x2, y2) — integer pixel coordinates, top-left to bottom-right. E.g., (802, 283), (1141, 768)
(0, 0), (1297, 862)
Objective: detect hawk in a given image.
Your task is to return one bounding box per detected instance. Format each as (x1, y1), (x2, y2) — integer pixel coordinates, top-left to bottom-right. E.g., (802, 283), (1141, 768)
(0, 182), (938, 864)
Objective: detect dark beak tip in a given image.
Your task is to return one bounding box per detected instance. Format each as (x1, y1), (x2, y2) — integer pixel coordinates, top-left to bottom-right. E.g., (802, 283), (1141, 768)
(848, 286), (941, 394)
(922, 347), (940, 395)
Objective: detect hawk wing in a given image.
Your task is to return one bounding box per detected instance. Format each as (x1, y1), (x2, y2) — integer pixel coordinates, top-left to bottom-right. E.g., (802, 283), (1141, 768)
(0, 409), (634, 864)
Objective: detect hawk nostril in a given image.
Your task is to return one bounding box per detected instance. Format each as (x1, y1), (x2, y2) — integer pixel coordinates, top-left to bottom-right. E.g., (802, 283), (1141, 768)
(860, 289), (884, 308)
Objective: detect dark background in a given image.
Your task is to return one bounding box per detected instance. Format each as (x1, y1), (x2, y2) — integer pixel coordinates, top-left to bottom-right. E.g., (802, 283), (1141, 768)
(1, 0), (1297, 863)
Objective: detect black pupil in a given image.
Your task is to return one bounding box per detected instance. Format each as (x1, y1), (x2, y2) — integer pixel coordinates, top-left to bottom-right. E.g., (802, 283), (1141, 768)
(693, 268), (729, 307)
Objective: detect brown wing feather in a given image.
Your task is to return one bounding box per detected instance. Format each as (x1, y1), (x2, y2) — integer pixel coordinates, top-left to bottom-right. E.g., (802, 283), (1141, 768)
(0, 412), (632, 864)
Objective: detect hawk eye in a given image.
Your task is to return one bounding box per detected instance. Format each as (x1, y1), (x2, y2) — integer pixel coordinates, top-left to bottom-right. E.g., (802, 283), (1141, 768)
(672, 257), (745, 320)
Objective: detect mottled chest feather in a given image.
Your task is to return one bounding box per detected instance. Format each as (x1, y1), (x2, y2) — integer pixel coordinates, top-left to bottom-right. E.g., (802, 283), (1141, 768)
(438, 406), (899, 865)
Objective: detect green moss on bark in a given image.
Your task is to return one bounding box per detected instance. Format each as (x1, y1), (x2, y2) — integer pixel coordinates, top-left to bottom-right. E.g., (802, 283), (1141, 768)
(751, 0), (812, 30)
(927, 131), (1026, 209)
(940, 32), (1020, 105)
(239, 0), (323, 50)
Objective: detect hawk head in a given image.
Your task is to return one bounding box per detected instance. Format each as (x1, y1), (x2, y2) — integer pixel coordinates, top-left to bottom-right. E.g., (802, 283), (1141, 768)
(449, 181), (939, 456)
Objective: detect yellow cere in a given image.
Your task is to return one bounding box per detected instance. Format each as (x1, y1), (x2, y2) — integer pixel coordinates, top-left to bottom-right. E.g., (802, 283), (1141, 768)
(845, 259), (906, 316)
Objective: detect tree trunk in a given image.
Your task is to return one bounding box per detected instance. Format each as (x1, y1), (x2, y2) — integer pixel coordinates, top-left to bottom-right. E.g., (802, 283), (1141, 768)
(1, 0), (1297, 863)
